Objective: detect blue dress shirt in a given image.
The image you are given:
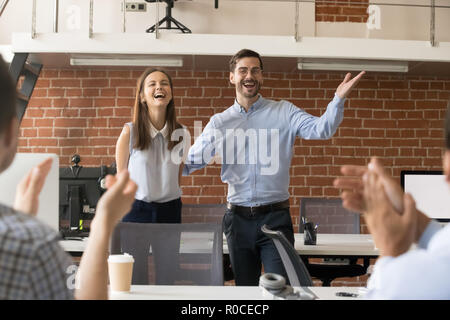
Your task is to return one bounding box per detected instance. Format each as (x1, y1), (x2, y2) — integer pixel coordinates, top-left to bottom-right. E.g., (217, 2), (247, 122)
(183, 94), (345, 206)
(366, 220), (450, 299)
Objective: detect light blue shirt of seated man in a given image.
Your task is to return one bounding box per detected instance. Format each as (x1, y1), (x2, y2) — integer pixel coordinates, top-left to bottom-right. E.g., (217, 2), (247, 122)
(183, 93), (345, 206)
(366, 220), (450, 300)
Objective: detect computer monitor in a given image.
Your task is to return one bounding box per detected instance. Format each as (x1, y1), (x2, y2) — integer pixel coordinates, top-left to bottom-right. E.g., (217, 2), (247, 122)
(400, 170), (450, 222)
(0, 153), (59, 231)
(59, 164), (115, 238)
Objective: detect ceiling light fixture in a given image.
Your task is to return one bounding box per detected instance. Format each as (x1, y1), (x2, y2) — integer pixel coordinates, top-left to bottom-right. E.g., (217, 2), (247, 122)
(297, 58), (409, 73)
(70, 57), (183, 67)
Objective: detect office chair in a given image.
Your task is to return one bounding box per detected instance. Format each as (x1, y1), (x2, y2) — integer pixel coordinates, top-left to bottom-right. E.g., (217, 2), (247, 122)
(299, 197), (370, 286)
(181, 203), (234, 281)
(145, 0), (191, 33)
(110, 222), (223, 285)
(261, 224), (313, 287)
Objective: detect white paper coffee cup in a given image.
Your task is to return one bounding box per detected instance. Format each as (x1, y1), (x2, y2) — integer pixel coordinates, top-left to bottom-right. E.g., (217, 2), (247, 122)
(108, 253), (134, 292)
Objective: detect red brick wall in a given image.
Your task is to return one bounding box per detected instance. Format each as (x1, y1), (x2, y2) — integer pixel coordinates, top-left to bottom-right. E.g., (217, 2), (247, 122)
(18, 68), (449, 286)
(19, 68), (449, 228)
(316, 0), (369, 23)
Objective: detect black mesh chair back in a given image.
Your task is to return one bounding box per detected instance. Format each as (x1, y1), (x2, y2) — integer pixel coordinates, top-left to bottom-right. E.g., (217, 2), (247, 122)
(299, 197), (369, 286)
(181, 204), (227, 224)
(300, 197), (360, 234)
(110, 222), (223, 286)
(181, 204), (233, 281)
(261, 224), (313, 287)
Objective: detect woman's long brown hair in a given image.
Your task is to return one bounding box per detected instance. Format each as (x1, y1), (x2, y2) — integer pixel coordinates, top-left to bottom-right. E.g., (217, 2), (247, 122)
(132, 68), (183, 151)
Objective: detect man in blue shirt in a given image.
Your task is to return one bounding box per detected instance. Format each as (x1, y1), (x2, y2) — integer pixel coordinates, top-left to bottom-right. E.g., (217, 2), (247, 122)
(183, 49), (365, 285)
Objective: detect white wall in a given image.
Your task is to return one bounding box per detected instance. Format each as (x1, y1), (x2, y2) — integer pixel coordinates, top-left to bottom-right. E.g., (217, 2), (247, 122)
(0, 0), (449, 44)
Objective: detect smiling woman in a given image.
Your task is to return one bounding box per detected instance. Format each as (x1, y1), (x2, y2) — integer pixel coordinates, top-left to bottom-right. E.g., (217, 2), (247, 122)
(114, 68), (189, 225)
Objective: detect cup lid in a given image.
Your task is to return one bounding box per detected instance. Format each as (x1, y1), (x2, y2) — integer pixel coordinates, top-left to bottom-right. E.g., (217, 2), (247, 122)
(108, 253), (134, 263)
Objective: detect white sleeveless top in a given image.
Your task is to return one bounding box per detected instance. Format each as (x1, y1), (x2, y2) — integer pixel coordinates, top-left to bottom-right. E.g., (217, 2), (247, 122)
(126, 122), (189, 203)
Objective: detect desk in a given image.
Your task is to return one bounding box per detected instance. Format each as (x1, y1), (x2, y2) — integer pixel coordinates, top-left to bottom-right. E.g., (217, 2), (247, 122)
(60, 233), (378, 258)
(109, 285), (365, 300)
(295, 233), (378, 258)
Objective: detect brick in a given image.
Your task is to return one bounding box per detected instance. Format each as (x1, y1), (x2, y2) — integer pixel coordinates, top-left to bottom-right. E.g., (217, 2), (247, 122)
(47, 88), (65, 97)
(82, 79), (109, 87)
(54, 119), (87, 128)
(94, 98), (116, 107)
(20, 128), (37, 137)
(101, 88), (117, 97)
(41, 69), (59, 78)
(38, 128), (53, 137)
(364, 119), (397, 128)
(416, 101), (447, 109)
(97, 108), (113, 117)
(62, 109), (79, 117)
(410, 81), (429, 90)
(108, 70), (131, 78)
(52, 79), (81, 88)
(60, 70), (75, 78)
(82, 89), (100, 97)
(29, 138), (58, 146)
(69, 98), (93, 108)
(397, 120), (429, 128)
(384, 100), (415, 110)
(379, 81), (407, 89)
(117, 88), (134, 97)
(80, 109), (97, 117)
(28, 98), (52, 108)
(31, 89), (48, 97)
(59, 138), (89, 147)
(53, 98), (69, 108)
(114, 108), (132, 117)
(117, 98), (134, 107)
(68, 129), (84, 137)
(34, 119), (54, 127)
(25, 108), (44, 118)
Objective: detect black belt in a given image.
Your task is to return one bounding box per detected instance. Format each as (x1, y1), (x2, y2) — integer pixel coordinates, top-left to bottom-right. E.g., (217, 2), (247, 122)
(226, 200), (290, 217)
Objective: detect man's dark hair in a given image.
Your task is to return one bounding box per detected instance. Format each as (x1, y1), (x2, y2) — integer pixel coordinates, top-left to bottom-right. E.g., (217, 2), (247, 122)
(445, 101), (450, 150)
(0, 56), (17, 134)
(229, 49), (263, 72)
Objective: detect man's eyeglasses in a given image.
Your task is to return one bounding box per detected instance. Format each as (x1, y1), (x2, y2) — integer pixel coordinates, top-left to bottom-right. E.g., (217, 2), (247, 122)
(237, 67), (262, 76)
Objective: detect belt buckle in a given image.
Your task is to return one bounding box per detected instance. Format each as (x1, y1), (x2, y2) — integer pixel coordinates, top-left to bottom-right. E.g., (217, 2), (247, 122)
(249, 206), (257, 217)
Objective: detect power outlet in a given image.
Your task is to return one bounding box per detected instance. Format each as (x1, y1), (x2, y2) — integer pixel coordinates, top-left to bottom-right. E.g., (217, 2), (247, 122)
(123, 2), (147, 12)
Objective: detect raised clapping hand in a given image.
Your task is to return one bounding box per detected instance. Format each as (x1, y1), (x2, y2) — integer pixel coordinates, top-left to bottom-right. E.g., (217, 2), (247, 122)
(362, 170), (417, 257)
(335, 71), (366, 99)
(333, 157), (404, 214)
(333, 157), (431, 256)
(14, 157), (53, 216)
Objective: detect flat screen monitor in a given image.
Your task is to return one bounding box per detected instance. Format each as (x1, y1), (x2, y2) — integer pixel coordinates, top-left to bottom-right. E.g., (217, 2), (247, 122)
(0, 153), (59, 231)
(400, 171), (450, 222)
(59, 165), (114, 237)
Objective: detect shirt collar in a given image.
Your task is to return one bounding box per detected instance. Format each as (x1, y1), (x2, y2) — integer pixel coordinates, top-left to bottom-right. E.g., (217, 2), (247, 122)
(233, 94), (264, 114)
(149, 121), (169, 138)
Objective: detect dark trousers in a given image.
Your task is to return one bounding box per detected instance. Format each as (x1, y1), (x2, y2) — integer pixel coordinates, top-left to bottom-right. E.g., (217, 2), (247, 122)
(222, 206), (294, 286)
(122, 198), (182, 284)
(122, 198), (182, 223)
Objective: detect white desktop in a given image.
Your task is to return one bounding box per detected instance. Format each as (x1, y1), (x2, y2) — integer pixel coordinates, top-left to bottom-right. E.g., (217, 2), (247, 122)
(0, 153), (59, 231)
(402, 171), (450, 221)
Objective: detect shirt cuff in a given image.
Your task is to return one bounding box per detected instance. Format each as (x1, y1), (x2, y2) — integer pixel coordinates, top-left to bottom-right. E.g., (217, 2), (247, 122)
(182, 164), (190, 176)
(417, 219), (442, 249)
(333, 92), (346, 107)
(366, 256), (394, 290)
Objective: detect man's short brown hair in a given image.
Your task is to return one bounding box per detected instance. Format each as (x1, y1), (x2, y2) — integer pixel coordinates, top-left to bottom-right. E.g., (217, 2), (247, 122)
(0, 56), (17, 134)
(229, 49), (263, 72)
